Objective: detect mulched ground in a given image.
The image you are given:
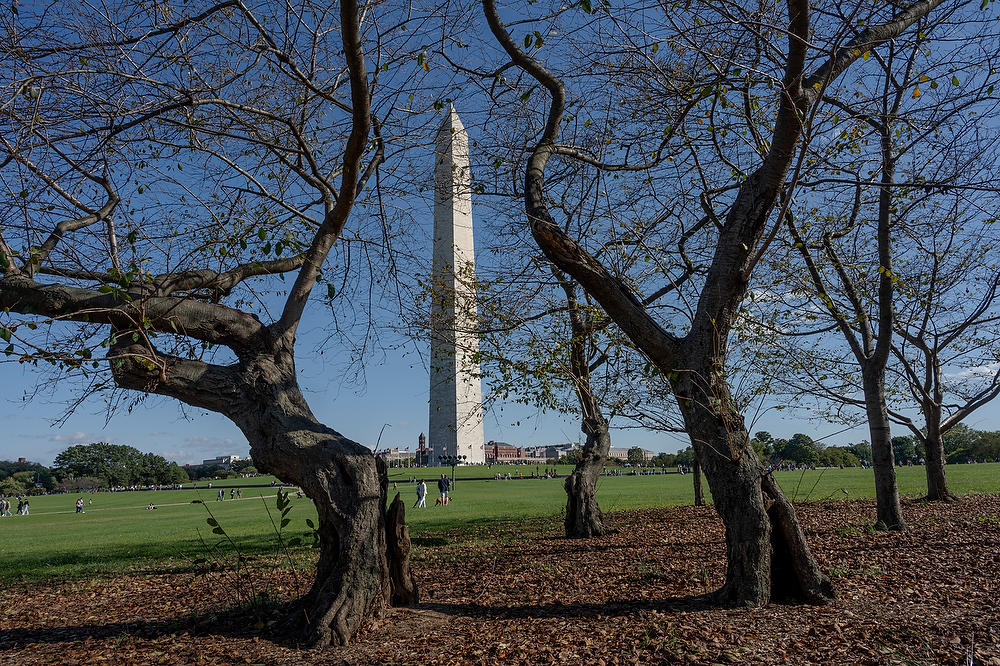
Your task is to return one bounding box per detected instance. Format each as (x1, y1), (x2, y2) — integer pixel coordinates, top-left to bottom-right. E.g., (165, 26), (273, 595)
(1, 495), (998, 665)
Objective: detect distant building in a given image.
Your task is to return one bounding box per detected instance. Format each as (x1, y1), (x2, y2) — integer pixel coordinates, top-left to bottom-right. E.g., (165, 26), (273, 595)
(415, 433), (430, 467)
(521, 446), (551, 463)
(484, 442), (551, 464)
(545, 444), (578, 460)
(376, 447), (410, 465)
(608, 447), (655, 463)
(200, 455), (244, 469)
(485, 441), (525, 463)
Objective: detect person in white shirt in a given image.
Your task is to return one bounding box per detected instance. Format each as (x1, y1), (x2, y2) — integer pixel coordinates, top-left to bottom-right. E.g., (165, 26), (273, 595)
(414, 480), (427, 508)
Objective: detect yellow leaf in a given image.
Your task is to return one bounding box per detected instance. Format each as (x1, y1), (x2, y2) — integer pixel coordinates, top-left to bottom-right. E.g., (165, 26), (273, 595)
(919, 75), (930, 82)
(862, 51), (870, 61)
(422, 62), (429, 72)
(912, 86), (921, 98)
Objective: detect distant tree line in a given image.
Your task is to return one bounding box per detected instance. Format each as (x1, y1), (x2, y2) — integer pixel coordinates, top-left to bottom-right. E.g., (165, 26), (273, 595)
(749, 432), (867, 468)
(184, 458), (257, 481)
(747, 427), (1000, 469)
(1, 444), (260, 495)
(52, 442), (189, 490)
(559, 424), (1000, 472)
(927, 425), (1000, 465)
(0, 460), (56, 496)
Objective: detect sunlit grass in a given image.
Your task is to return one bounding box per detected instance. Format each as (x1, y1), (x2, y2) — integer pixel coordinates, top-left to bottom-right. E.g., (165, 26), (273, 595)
(1, 463), (996, 584)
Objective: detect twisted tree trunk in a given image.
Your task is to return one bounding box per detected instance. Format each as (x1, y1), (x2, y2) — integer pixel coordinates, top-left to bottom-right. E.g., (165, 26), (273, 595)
(219, 349), (416, 646)
(565, 416), (612, 537)
(672, 356), (833, 606)
(556, 271), (613, 538)
(482, 0), (942, 614)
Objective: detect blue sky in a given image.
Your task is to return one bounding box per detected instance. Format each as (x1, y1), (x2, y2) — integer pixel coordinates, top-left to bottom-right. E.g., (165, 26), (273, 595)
(0, 338), (667, 466)
(3, 8), (998, 467)
(9, 337), (980, 466)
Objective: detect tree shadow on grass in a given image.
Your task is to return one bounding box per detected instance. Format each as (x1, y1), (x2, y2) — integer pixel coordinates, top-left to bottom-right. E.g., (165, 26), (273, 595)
(0, 535), (303, 585)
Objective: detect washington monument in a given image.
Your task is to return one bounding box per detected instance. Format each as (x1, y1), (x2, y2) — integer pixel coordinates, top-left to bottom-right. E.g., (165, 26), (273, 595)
(428, 107), (485, 465)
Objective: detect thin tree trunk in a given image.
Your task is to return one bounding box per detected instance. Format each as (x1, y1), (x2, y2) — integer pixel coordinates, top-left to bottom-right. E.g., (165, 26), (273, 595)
(557, 273), (613, 538)
(693, 457), (705, 506)
(861, 367), (906, 529)
(565, 416), (612, 537)
(921, 416), (957, 502)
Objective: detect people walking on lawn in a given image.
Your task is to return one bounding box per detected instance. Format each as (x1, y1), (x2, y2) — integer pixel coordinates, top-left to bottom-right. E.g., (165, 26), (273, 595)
(437, 474), (450, 506)
(76, 498), (85, 514)
(236, 488), (242, 499)
(20, 498), (29, 515)
(414, 479), (427, 508)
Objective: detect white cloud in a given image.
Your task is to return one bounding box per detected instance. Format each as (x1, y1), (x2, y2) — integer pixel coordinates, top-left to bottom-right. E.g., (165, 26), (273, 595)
(947, 362), (1000, 380)
(183, 435), (237, 449)
(48, 431), (97, 443)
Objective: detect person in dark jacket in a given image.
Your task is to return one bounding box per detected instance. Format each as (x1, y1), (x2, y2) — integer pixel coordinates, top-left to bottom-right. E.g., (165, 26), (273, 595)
(437, 474), (450, 505)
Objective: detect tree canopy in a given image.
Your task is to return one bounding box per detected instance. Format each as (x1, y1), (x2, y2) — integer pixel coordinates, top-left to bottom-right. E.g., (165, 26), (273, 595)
(53, 442), (186, 487)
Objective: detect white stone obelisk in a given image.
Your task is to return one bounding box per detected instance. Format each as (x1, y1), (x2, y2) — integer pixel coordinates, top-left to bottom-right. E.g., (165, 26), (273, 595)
(428, 106), (485, 466)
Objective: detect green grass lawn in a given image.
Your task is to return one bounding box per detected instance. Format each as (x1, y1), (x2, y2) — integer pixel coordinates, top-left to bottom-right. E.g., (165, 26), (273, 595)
(2, 463), (997, 584)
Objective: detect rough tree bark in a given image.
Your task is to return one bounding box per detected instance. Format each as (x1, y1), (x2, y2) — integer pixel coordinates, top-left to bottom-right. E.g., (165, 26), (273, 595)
(861, 367), (906, 529)
(693, 457), (706, 507)
(0, 0), (416, 648)
(671, 351), (833, 604)
(565, 416), (612, 537)
(483, 0), (941, 605)
(384, 492), (420, 605)
(919, 406), (957, 502)
(109, 339), (418, 646)
(557, 272), (613, 538)
(921, 435), (954, 502)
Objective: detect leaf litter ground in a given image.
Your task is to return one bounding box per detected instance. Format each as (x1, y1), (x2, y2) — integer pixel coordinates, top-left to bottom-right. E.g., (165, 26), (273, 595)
(1, 495), (997, 665)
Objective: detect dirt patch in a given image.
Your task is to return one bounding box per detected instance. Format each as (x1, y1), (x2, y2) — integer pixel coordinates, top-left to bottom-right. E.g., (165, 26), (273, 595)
(2, 496), (998, 665)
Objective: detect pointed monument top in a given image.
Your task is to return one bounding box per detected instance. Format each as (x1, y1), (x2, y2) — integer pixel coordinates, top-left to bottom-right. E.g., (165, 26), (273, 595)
(437, 104), (465, 136)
